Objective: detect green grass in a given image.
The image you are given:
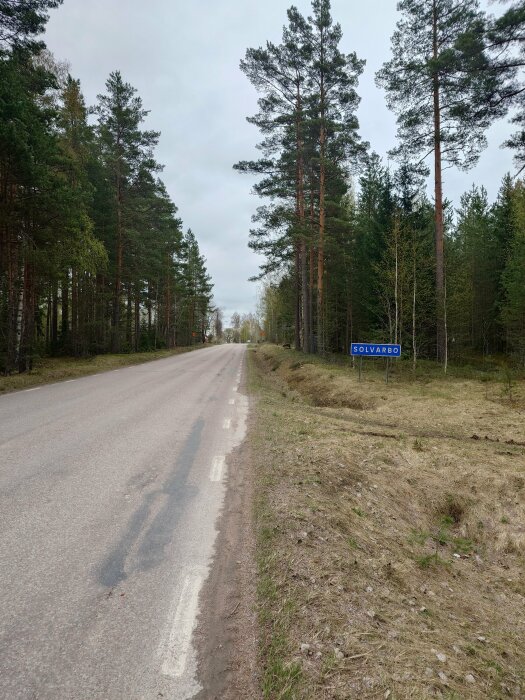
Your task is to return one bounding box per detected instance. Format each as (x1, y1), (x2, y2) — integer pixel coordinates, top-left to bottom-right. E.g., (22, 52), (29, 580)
(452, 537), (474, 554)
(409, 528), (431, 546)
(416, 553), (448, 569)
(0, 345), (207, 395)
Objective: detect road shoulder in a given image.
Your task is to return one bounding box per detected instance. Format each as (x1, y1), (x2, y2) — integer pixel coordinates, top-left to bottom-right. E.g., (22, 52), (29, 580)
(194, 392), (260, 699)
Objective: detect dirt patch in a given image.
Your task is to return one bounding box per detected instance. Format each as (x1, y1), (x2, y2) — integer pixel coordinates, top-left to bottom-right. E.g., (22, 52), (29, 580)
(249, 345), (525, 699)
(194, 398), (259, 700)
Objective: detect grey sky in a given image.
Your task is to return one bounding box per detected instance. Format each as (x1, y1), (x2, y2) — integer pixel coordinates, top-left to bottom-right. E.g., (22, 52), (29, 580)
(44, 0), (514, 323)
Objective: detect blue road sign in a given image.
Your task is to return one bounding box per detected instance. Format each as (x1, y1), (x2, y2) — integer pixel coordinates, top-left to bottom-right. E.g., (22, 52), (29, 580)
(350, 343), (401, 357)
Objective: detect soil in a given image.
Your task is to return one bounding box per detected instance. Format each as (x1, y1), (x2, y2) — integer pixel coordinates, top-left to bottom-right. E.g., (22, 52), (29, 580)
(194, 393), (260, 700)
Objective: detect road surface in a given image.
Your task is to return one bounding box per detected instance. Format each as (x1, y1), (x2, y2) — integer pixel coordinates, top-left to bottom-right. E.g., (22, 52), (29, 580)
(0, 344), (248, 699)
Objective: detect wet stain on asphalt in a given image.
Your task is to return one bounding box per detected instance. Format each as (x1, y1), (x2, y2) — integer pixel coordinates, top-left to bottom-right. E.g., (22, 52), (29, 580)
(98, 418), (204, 587)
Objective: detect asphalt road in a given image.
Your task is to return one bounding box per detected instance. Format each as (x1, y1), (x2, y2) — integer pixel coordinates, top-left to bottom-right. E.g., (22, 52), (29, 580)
(0, 344), (248, 700)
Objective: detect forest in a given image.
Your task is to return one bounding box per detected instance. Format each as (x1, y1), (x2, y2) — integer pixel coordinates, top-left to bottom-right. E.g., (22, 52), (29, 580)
(0, 0), (214, 375)
(237, 0), (525, 369)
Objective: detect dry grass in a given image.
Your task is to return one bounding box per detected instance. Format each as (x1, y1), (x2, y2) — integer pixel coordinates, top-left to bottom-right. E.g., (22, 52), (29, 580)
(249, 345), (525, 699)
(0, 345), (206, 395)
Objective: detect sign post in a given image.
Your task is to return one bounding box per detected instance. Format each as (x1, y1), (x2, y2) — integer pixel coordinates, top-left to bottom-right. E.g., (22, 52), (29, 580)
(350, 343), (402, 383)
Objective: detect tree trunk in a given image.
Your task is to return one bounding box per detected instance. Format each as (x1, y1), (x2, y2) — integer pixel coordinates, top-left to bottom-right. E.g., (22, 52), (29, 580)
(112, 168), (123, 353)
(95, 273), (104, 350)
(165, 254), (171, 348)
(71, 268), (78, 355)
(412, 253), (417, 372)
(126, 283), (132, 348)
(5, 229), (20, 374)
(433, 0), (446, 364)
(294, 243), (301, 351)
(62, 271), (69, 342)
(296, 84), (309, 353)
(317, 126), (326, 354)
(19, 262), (35, 373)
(309, 188), (316, 353)
(134, 291), (140, 352)
(51, 280), (58, 347)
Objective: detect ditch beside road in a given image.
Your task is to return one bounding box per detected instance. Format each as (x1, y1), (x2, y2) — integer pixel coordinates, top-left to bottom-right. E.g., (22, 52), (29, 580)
(248, 344), (525, 699)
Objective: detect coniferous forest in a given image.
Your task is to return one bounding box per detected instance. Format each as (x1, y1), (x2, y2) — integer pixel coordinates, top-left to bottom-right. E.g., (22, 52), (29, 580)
(0, 1), (213, 375)
(237, 0), (525, 368)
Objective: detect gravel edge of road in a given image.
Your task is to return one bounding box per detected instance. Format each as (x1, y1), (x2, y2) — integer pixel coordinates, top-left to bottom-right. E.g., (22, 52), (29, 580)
(193, 376), (260, 699)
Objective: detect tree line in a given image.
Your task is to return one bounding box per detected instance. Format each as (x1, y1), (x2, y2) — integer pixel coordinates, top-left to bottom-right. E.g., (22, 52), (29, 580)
(236, 0), (525, 367)
(0, 1), (214, 375)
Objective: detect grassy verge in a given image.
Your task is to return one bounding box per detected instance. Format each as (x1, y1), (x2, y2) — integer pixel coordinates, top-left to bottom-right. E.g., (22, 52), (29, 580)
(248, 354), (304, 699)
(0, 345), (207, 395)
(248, 344), (525, 699)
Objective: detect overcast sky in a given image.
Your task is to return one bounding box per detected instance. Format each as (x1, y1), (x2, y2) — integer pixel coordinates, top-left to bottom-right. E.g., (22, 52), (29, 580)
(44, 0), (513, 323)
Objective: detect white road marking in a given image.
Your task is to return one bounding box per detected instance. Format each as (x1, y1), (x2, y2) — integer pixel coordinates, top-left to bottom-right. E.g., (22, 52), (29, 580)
(209, 456), (225, 482)
(229, 398), (235, 405)
(160, 568), (204, 678)
(64, 380), (75, 383)
(223, 418), (231, 430)
(24, 387), (41, 392)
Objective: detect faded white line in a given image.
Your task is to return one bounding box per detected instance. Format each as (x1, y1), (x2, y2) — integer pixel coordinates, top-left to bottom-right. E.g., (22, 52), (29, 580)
(209, 455), (225, 482)
(223, 418), (231, 430)
(160, 568), (204, 678)
(64, 380), (75, 383)
(24, 387), (41, 392)
(229, 398), (235, 405)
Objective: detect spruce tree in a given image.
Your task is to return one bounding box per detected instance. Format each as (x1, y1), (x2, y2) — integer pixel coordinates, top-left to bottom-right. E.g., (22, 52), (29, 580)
(501, 181), (525, 362)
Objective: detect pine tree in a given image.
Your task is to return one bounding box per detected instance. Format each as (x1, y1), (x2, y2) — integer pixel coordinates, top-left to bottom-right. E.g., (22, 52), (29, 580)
(236, 0), (364, 355)
(484, 2), (525, 172)
(236, 6), (313, 351)
(305, 0), (364, 353)
(95, 71), (160, 352)
(377, 0), (497, 365)
(56, 76), (106, 355)
(0, 0), (63, 53)
(0, 52), (62, 371)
